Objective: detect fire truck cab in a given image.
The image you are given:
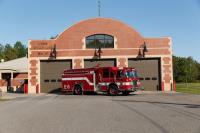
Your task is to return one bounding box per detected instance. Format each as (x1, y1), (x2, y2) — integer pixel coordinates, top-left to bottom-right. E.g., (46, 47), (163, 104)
(61, 67), (140, 95)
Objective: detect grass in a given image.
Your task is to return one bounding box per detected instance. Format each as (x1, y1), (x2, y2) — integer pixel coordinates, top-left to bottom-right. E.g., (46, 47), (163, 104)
(0, 95), (8, 101)
(176, 83), (200, 95)
(0, 97), (9, 101)
(0, 99), (7, 101)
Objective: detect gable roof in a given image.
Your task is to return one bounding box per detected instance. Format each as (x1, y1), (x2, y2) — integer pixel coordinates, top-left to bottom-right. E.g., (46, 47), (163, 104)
(0, 57), (28, 73)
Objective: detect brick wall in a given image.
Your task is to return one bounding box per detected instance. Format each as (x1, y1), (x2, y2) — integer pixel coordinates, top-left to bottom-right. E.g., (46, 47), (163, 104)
(28, 18), (173, 93)
(30, 18), (171, 58)
(0, 79), (7, 87)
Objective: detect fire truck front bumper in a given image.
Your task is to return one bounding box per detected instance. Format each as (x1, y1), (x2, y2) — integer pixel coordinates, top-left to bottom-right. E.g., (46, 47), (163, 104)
(119, 85), (140, 92)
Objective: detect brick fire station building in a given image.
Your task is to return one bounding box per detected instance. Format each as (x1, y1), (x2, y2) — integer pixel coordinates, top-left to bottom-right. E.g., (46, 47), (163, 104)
(28, 18), (173, 93)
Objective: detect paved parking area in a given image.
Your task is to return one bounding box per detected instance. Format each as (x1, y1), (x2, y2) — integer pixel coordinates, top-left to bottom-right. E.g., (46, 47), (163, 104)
(0, 92), (200, 133)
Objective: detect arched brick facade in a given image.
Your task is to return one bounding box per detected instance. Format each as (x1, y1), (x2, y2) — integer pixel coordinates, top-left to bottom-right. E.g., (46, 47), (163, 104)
(28, 17), (173, 93)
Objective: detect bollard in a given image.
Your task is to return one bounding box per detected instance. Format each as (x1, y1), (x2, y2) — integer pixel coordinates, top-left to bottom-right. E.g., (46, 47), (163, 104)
(162, 82), (164, 91)
(173, 80), (176, 92)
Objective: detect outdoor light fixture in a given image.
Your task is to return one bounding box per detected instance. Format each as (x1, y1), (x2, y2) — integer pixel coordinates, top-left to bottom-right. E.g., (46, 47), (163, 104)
(137, 42), (148, 58)
(137, 49), (143, 58)
(142, 42), (148, 57)
(97, 46), (103, 59)
(93, 46), (103, 60)
(93, 48), (98, 59)
(50, 44), (57, 59)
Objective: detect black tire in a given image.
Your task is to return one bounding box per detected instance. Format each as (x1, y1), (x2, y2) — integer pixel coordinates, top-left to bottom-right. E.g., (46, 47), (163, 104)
(74, 85), (82, 95)
(122, 91), (130, 96)
(108, 85), (118, 96)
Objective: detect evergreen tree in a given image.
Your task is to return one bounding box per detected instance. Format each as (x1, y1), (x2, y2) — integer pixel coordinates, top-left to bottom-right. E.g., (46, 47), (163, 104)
(14, 41), (26, 58)
(173, 55), (200, 82)
(3, 44), (17, 61)
(0, 44), (4, 60)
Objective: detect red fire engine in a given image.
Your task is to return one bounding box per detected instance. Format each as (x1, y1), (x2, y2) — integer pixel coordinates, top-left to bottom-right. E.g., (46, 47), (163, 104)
(61, 67), (140, 95)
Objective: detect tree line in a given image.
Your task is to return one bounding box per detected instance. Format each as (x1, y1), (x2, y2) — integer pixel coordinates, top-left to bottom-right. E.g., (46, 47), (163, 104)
(0, 41), (27, 62)
(0, 41), (199, 83)
(173, 55), (200, 83)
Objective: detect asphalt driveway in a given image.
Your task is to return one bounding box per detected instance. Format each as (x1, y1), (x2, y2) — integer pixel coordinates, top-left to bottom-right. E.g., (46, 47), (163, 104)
(0, 92), (200, 133)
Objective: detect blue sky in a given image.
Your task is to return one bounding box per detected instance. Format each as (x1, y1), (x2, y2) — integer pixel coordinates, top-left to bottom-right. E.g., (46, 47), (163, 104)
(0, 0), (200, 62)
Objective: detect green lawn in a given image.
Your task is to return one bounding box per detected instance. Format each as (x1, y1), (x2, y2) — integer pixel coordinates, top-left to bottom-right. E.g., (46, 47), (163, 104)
(0, 96), (8, 101)
(176, 83), (200, 95)
(0, 98), (6, 101)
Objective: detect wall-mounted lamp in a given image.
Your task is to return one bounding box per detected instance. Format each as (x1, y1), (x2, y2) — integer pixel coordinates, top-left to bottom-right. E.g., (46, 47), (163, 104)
(97, 46), (102, 58)
(93, 46), (103, 60)
(137, 42), (148, 58)
(93, 48), (98, 59)
(50, 44), (57, 59)
(142, 42), (148, 57)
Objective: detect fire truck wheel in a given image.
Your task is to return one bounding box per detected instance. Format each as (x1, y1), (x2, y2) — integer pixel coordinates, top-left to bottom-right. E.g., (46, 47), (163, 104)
(74, 85), (82, 95)
(108, 85), (118, 96)
(122, 91), (130, 96)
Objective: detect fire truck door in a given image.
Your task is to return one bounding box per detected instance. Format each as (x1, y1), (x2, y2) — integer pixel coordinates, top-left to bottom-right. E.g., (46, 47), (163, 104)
(102, 68), (110, 82)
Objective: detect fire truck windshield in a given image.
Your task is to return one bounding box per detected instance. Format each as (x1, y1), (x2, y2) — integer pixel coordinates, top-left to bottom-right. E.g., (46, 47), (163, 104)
(117, 70), (138, 78)
(126, 71), (138, 78)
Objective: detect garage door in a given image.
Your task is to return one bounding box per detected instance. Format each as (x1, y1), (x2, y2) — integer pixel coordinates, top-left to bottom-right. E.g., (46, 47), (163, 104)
(128, 58), (161, 91)
(40, 60), (72, 93)
(84, 59), (116, 68)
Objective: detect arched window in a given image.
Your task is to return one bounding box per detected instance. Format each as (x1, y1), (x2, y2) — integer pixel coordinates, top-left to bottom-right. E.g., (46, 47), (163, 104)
(86, 34), (114, 48)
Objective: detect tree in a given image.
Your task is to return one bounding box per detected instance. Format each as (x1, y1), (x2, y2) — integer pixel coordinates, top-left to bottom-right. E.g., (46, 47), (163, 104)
(0, 44), (4, 60)
(0, 41), (27, 62)
(186, 57), (199, 82)
(196, 62), (200, 81)
(14, 41), (27, 58)
(173, 55), (200, 83)
(173, 56), (188, 82)
(3, 44), (17, 61)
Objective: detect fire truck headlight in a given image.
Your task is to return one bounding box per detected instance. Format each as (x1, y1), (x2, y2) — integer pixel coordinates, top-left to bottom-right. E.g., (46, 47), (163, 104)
(137, 81), (141, 86)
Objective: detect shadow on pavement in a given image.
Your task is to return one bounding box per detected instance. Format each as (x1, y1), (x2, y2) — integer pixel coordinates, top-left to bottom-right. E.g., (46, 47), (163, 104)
(112, 99), (200, 108)
(48, 88), (137, 97)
